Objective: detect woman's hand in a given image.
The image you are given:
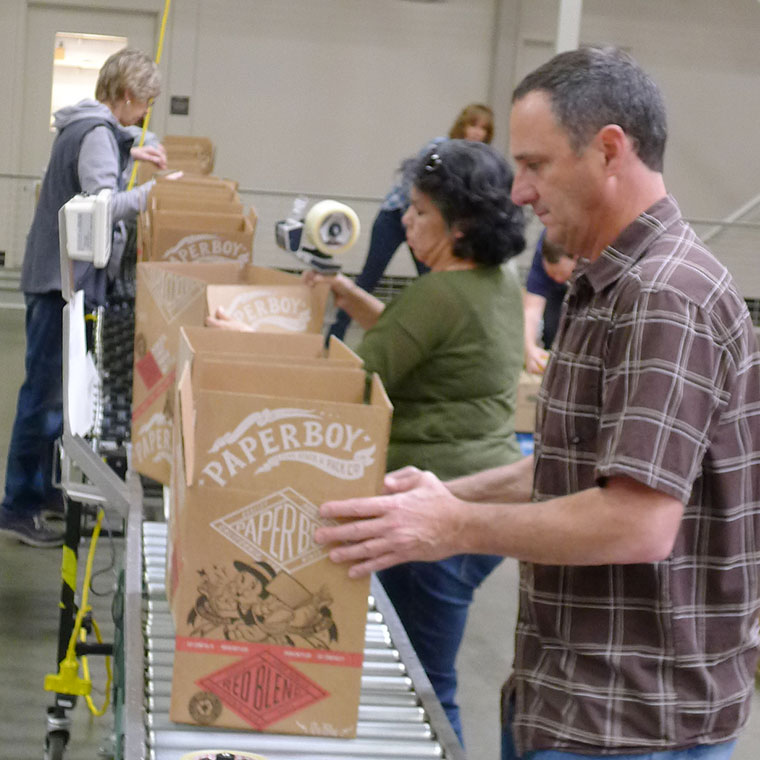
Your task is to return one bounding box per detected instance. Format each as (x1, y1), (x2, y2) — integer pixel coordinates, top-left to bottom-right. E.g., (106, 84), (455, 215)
(205, 306), (252, 332)
(131, 143), (168, 169)
(302, 270), (355, 310)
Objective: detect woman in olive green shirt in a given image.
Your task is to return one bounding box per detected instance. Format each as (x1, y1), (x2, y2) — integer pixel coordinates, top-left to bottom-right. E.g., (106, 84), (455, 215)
(307, 139), (526, 745)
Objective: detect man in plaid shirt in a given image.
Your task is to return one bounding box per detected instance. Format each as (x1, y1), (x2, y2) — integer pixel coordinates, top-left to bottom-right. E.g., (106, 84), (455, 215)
(316, 47), (760, 760)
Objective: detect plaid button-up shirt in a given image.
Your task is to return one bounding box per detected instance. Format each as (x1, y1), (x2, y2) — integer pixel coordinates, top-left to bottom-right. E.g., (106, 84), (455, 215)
(513, 195), (760, 754)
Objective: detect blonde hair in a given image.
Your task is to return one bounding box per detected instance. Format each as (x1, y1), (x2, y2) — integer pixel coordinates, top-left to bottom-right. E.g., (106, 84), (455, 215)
(95, 48), (160, 104)
(448, 103), (494, 144)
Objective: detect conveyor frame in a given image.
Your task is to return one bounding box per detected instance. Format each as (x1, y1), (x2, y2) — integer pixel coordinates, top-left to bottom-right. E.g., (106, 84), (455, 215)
(129, 516), (466, 760)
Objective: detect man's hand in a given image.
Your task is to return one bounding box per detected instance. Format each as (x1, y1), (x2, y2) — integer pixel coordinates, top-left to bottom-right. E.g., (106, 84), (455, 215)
(315, 467), (464, 578)
(524, 342), (549, 374)
(131, 143), (168, 169)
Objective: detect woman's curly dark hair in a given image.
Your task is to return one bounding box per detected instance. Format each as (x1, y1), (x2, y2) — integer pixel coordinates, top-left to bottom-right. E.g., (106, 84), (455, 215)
(402, 140), (525, 266)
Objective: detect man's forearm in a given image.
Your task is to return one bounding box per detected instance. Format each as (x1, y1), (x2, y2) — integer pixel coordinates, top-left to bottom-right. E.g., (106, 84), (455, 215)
(318, 470), (683, 576)
(447, 455), (534, 503)
(523, 292), (546, 346)
(455, 477), (683, 565)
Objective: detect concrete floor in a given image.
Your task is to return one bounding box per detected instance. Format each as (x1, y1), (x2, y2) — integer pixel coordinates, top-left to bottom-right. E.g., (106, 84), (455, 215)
(1, 305), (760, 759)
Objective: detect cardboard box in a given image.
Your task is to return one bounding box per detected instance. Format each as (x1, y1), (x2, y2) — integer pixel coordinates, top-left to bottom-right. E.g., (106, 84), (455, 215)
(154, 173), (238, 196)
(136, 207), (151, 261)
(167, 334), (392, 736)
(138, 157), (213, 185)
(145, 208), (258, 264)
(131, 263), (330, 484)
(205, 283), (325, 333)
(136, 135), (216, 184)
(176, 325), (362, 369)
(138, 174), (244, 262)
(163, 135), (215, 172)
(514, 371), (542, 433)
(137, 184), (246, 261)
(151, 195), (244, 216)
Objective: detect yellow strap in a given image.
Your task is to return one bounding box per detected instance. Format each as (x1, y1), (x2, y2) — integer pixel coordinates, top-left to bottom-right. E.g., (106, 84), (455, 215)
(81, 618), (112, 716)
(61, 545), (77, 591)
(127, 0), (173, 190)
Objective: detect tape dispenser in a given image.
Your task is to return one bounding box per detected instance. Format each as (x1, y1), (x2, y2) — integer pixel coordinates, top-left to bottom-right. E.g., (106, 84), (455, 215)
(275, 196), (360, 272)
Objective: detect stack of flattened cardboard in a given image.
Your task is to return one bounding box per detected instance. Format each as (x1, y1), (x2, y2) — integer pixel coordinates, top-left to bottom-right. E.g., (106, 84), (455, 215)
(137, 134), (216, 184)
(130, 262), (329, 485)
(166, 326), (393, 737)
(138, 174), (257, 264)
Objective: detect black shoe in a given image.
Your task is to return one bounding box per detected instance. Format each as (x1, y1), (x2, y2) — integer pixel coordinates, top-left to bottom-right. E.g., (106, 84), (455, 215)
(0, 509), (65, 548)
(42, 500), (66, 521)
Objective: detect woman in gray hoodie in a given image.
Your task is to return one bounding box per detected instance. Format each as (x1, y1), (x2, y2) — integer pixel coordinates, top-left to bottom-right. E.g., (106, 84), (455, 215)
(0, 48), (166, 547)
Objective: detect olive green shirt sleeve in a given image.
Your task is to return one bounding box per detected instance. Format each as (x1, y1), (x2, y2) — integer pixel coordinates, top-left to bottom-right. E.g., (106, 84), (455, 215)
(356, 275), (456, 395)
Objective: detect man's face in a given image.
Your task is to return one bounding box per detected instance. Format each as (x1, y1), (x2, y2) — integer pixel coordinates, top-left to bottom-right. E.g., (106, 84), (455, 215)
(510, 91), (607, 260)
(543, 254), (576, 284)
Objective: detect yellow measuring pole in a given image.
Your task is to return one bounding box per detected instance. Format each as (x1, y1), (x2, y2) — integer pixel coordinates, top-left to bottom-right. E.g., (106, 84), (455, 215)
(127, 0), (172, 190)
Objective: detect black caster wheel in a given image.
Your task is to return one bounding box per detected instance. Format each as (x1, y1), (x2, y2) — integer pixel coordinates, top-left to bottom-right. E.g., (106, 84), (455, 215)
(44, 730), (68, 760)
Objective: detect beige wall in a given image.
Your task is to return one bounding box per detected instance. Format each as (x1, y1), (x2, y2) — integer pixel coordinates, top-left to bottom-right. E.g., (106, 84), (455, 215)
(1, 0), (759, 283)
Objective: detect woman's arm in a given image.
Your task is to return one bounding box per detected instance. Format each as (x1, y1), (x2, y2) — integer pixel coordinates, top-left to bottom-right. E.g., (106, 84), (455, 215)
(303, 271), (385, 330)
(78, 126), (153, 222)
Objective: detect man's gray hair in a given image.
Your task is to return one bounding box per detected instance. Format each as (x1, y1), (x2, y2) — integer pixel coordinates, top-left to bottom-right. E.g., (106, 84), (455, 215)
(513, 46), (667, 172)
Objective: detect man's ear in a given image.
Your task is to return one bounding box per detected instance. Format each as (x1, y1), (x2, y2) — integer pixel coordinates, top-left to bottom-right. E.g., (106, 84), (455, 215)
(596, 124), (629, 172)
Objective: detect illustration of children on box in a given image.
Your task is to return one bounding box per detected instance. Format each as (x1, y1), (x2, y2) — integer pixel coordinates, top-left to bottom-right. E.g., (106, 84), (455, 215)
(187, 559), (338, 649)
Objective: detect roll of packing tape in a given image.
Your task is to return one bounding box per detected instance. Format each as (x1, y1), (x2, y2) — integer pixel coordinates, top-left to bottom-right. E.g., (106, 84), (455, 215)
(303, 199), (360, 256)
(179, 752), (267, 760)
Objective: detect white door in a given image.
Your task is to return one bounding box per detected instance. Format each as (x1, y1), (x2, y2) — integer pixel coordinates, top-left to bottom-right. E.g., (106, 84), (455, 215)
(20, 4), (159, 175)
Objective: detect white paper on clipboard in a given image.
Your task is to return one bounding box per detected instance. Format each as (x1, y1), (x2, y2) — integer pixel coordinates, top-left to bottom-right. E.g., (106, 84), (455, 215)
(66, 290), (99, 436)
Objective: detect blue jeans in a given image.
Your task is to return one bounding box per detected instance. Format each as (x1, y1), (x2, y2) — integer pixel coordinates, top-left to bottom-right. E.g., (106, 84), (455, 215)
(329, 207), (429, 341)
(502, 703), (737, 760)
(378, 553), (503, 745)
(2, 292), (64, 515)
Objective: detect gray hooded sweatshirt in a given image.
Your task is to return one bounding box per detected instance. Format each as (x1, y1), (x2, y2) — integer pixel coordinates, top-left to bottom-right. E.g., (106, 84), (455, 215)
(21, 99), (154, 303)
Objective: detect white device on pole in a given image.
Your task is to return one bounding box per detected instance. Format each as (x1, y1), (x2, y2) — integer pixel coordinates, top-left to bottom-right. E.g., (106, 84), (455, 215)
(58, 188), (113, 304)
(56, 185), (132, 518)
(62, 187), (113, 268)
(58, 188), (114, 437)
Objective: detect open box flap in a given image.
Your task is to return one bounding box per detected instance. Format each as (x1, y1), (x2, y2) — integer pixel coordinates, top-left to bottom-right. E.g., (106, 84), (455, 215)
(177, 362), (196, 487)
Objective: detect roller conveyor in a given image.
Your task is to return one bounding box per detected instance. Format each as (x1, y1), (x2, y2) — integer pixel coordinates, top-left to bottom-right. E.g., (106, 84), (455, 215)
(131, 521), (466, 760)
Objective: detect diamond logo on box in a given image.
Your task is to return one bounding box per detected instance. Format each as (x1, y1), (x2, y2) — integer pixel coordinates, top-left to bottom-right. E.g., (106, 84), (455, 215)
(144, 267), (206, 323)
(196, 649), (328, 729)
(211, 487), (335, 574)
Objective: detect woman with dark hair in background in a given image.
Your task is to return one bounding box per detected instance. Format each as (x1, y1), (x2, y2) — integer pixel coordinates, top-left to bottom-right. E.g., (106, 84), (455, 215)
(303, 139), (526, 744)
(0, 48), (168, 547)
(210, 139), (525, 740)
(327, 103), (495, 341)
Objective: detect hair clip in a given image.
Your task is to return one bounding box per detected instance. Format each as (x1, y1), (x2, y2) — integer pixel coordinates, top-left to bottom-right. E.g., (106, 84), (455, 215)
(424, 152), (442, 173)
